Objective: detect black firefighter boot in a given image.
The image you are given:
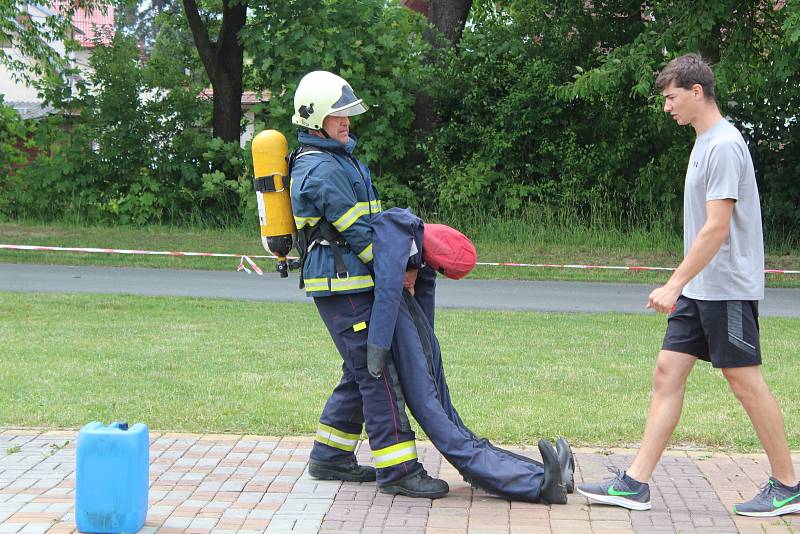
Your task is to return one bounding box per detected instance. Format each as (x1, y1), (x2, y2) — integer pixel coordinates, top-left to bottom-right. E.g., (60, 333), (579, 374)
(556, 437), (575, 493)
(538, 439), (568, 504)
(379, 469), (449, 499)
(308, 456), (376, 482)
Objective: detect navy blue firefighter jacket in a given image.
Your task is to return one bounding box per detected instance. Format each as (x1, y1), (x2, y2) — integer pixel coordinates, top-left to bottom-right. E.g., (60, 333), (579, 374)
(289, 132), (382, 297)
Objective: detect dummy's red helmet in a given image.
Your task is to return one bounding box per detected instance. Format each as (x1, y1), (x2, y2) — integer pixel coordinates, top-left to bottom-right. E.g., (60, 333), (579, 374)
(422, 223), (477, 280)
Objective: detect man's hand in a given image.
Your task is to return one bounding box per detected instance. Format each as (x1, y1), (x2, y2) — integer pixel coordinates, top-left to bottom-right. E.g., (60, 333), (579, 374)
(404, 268), (418, 296)
(646, 284), (682, 314)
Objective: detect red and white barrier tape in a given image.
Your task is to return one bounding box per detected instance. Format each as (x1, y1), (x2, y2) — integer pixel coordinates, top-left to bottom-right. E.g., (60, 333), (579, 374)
(476, 261), (673, 271)
(236, 255), (264, 275)
(0, 243), (273, 276)
(474, 261), (800, 274)
(0, 243), (277, 258)
(2, 243), (799, 275)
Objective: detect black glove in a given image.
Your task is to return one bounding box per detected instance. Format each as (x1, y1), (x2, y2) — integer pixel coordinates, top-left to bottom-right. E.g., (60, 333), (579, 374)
(367, 344), (391, 379)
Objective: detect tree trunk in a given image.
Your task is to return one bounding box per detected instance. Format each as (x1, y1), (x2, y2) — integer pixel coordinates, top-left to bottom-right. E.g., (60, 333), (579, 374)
(411, 0), (473, 151)
(210, 72), (242, 143)
(427, 0), (473, 47)
(182, 0), (246, 144)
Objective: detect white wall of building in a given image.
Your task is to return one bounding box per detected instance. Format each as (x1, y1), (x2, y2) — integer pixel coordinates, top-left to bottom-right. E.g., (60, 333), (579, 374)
(0, 5), (68, 105)
(1, 4), (107, 115)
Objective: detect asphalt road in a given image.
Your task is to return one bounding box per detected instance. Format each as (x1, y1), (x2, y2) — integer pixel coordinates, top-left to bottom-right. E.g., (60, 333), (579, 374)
(1, 263), (798, 316)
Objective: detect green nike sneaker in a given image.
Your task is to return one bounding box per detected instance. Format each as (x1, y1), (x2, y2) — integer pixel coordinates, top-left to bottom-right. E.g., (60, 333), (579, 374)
(734, 477), (800, 517)
(576, 468), (651, 510)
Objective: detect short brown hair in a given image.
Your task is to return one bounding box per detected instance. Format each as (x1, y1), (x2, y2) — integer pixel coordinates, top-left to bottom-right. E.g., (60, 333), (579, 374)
(655, 53), (715, 100)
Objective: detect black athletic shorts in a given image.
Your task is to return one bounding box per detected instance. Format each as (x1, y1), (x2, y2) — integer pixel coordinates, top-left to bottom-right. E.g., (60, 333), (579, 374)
(662, 295), (762, 368)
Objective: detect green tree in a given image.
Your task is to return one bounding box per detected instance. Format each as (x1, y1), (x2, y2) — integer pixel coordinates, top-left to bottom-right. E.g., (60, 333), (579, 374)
(5, 0), (429, 224)
(115, 0), (183, 47)
(561, 0), (800, 229)
(68, 29), (242, 224)
(419, 0), (800, 230)
(182, 0), (246, 144)
(420, 1), (686, 221)
(411, 0), (474, 149)
(241, 0), (429, 205)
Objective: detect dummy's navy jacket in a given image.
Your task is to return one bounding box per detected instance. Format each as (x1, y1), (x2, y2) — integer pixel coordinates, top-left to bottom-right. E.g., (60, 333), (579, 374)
(290, 132), (382, 297)
(370, 208), (548, 502)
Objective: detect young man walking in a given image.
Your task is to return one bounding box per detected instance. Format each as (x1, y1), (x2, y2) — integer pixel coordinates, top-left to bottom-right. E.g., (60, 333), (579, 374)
(577, 53), (799, 517)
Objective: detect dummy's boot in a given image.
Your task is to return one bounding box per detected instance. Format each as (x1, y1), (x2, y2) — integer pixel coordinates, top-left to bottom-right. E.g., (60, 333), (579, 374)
(556, 437), (575, 493)
(379, 469), (449, 499)
(538, 439), (568, 504)
(308, 456), (376, 482)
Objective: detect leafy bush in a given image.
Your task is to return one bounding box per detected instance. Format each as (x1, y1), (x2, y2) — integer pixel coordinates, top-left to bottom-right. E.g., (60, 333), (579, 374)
(4, 0), (799, 235)
(7, 29), (248, 225)
(0, 98), (36, 218)
(422, 5), (655, 227)
(421, 1), (800, 231)
(560, 0), (800, 230)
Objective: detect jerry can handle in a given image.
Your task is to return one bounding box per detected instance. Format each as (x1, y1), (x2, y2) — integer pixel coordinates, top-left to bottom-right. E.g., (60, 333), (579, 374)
(109, 421), (129, 431)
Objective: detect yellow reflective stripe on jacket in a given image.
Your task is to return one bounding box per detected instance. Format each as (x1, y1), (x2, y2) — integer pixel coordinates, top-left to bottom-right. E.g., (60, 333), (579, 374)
(357, 243), (373, 263)
(332, 202), (371, 232)
(315, 423), (361, 452)
(369, 200), (382, 212)
(330, 275), (374, 292)
(304, 278), (330, 292)
(294, 215), (321, 229)
(372, 441), (417, 468)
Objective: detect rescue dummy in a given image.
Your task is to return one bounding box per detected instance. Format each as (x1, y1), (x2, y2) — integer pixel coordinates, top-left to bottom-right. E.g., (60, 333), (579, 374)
(367, 208), (573, 504)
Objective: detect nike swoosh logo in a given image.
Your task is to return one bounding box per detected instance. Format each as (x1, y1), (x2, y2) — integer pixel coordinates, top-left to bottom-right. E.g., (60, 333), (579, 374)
(773, 493), (800, 508)
(608, 485), (638, 496)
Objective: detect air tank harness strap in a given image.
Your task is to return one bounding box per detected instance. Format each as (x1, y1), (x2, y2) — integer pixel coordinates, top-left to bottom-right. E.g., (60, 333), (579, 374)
(253, 173), (285, 193)
(297, 220), (349, 290)
(288, 144), (350, 291)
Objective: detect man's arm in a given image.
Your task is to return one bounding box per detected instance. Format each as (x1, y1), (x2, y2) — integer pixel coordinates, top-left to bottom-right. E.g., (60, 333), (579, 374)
(647, 199), (735, 313)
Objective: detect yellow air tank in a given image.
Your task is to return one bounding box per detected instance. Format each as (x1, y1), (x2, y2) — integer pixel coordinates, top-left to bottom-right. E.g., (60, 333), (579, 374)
(251, 130), (296, 277)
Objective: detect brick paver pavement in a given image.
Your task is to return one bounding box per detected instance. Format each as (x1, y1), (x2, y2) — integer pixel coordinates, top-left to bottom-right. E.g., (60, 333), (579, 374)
(1, 429), (798, 533)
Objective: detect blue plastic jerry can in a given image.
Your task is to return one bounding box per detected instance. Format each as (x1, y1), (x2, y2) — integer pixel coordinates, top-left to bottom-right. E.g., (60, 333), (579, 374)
(75, 422), (149, 533)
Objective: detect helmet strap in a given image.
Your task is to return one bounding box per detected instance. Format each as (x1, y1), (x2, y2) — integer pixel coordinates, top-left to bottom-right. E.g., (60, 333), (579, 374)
(307, 127), (332, 139)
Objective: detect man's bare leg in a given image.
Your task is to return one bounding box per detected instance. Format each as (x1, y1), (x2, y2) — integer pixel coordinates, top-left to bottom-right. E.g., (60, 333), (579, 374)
(722, 365), (797, 486)
(626, 350), (697, 482)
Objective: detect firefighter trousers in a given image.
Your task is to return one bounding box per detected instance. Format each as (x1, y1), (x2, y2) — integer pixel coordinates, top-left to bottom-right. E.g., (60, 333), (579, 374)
(311, 291), (422, 485)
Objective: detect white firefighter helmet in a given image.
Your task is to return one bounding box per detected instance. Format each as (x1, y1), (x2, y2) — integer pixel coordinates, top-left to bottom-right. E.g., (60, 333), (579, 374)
(292, 71), (368, 130)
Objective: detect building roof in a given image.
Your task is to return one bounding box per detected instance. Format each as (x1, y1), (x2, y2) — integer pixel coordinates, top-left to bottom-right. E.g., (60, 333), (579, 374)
(5, 100), (57, 120)
(72, 6), (114, 47)
(31, 4), (58, 17)
(198, 89), (271, 106)
(51, 1), (115, 47)
(10, 4), (84, 39)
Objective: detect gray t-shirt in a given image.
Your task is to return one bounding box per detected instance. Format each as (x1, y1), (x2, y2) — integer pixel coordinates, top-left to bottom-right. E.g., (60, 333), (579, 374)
(682, 118), (764, 301)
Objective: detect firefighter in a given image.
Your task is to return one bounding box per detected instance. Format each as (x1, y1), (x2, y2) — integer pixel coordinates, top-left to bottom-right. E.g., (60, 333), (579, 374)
(290, 70), (449, 498)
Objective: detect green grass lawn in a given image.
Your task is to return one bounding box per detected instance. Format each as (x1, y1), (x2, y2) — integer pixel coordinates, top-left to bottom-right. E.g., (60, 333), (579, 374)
(2, 221), (799, 287)
(2, 290), (799, 451)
